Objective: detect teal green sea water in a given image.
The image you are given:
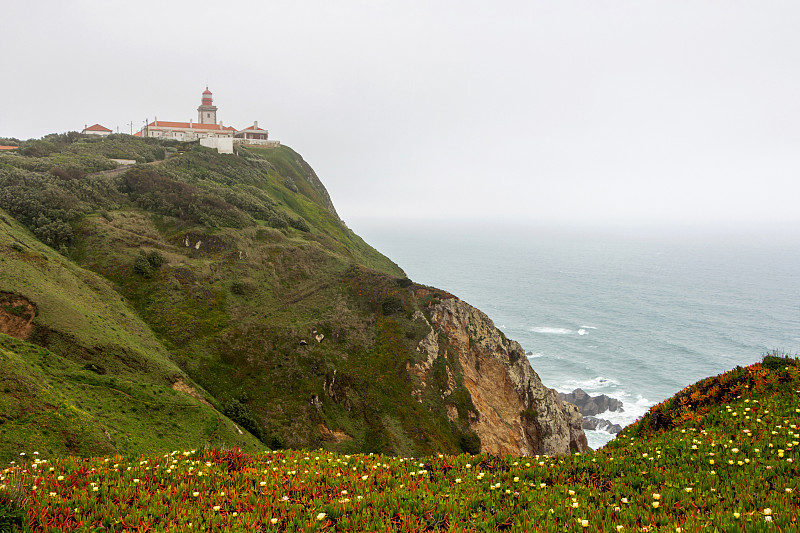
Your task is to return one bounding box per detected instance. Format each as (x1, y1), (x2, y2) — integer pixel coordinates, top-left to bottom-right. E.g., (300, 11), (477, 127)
(353, 221), (800, 448)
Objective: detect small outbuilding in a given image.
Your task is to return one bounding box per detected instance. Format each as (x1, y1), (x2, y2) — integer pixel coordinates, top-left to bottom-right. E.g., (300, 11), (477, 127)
(82, 124), (113, 136)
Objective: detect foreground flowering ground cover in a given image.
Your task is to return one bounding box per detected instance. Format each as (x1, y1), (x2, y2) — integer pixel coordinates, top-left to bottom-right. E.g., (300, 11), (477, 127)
(1, 358), (798, 532)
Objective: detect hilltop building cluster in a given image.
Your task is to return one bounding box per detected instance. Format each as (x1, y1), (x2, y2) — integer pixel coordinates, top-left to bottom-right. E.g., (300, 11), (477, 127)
(83, 88), (278, 154)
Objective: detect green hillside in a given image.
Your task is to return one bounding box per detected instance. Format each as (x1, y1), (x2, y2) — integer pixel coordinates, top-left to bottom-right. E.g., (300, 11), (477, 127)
(0, 210), (261, 464)
(0, 134), (485, 458)
(2, 355), (797, 532)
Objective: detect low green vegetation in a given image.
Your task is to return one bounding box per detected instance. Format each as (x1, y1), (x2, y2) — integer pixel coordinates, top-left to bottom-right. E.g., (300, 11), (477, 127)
(0, 210), (262, 465)
(0, 334), (261, 464)
(1, 133), (476, 459)
(2, 357), (797, 532)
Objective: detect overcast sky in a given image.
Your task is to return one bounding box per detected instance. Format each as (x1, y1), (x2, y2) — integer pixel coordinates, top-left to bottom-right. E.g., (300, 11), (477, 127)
(2, 1), (799, 229)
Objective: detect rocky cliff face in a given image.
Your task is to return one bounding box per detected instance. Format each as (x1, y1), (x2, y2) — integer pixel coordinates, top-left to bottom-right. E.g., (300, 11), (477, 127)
(410, 293), (588, 456)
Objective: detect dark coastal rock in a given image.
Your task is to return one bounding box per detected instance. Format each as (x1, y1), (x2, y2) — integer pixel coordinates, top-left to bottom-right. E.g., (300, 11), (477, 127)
(582, 416), (623, 434)
(558, 388), (623, 416)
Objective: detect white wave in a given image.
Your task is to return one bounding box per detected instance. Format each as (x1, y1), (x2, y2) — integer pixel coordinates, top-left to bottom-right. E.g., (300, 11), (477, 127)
(556, 376), (620, 393)
(526, 352), (546, 359)
(577, 329), (587, 336)
(530, 327), (574, 334)
(585, 429), (615, 450)
(596, 394), (653, 427)
(580, 326), (598, 330)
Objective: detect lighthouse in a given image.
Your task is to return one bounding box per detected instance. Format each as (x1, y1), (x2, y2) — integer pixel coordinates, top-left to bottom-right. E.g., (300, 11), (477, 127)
(197, 87), (218, 125)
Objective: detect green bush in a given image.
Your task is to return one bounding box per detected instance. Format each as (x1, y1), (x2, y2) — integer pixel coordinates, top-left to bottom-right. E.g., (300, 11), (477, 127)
(145, 250), (167, 269)
(283, 177), (298, 192)
(133, 250), (167, 277)
(222, 399), (263, 441)
(132, 253), (154, 278)
(381, 296), (403, 316)
(458, 431), (481, 455)
(230, 280), (251, 296)
(288, 216), (310, 232)
(762, 351), (797, 371)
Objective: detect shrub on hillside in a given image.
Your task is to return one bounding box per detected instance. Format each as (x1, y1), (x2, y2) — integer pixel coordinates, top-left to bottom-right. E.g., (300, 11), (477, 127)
(288, 216), (310, 232)
(762, 349), (797, 371)
(18, 140), (57, 158)
(132, 250), (167, 278)
(459, 431), (481, 455)
(222, 399), (263, 441)
(121, 167), (253, 229)
(283, 177), (298, 192)
(381, 296), (403, 316)
(69, 134), (166, 162)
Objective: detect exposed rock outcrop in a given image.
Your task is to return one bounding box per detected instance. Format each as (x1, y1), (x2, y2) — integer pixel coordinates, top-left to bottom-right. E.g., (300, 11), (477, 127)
(411, 293), (588, 456)
(0, 292), (36, 340)
(558, 388), (623, 416)
(582, 416), (623, 434)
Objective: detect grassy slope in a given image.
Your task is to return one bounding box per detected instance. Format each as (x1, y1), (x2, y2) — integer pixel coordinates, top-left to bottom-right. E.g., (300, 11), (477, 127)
(0, 210), (262, 463)
(63, 142), (471, 456)
(3, 356), (798, 532)
(1, 136), (473, 458)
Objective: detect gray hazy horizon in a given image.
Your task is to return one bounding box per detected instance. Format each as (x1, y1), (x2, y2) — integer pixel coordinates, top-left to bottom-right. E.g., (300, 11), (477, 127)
(2, 1), (799, 229)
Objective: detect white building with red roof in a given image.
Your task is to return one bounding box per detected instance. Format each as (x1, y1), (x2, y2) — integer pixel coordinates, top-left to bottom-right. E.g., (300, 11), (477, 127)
(136, 88), (236, 143)
(135, 88), (278, 153)
(82, 124), (113, 136)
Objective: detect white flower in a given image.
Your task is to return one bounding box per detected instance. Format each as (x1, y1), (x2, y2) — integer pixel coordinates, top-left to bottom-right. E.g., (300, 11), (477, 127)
(316, 512), (327, 521)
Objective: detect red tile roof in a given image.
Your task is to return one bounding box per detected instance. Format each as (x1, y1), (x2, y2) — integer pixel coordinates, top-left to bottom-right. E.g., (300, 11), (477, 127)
(84, 124), (112, 132)
(148, 121), (236, 131)
(0, 145), (19, 150)
(239, 125), (267, 132)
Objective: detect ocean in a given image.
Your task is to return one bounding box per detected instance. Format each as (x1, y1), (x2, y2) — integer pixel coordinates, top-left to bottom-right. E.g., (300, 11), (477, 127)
(351, 220), (800, 449)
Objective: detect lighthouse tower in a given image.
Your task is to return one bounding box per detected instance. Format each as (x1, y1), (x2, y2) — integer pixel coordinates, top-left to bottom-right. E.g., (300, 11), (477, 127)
(197, 87), (218, 125)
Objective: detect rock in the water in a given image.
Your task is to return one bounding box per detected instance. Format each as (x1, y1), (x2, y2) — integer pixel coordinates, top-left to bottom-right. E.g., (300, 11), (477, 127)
(558, 388), (623, 416)
(582, 416), (623, 434)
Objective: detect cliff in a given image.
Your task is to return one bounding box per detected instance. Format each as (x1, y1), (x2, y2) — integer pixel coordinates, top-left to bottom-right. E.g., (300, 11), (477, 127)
(411, 294), (587, 455)
(0, 134), (586, 459)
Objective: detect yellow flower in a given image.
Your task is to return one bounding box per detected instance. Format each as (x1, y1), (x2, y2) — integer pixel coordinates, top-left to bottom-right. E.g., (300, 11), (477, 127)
(652, 501), (660, 508)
